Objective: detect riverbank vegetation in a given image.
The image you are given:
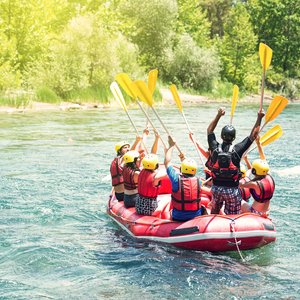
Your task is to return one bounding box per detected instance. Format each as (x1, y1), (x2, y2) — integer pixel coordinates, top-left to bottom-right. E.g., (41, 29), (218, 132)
(0, 0), (299, 107)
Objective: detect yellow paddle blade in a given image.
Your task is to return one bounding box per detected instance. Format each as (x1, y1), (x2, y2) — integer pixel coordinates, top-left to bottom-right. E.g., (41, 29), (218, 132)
(265, 95), (288, 123)
(259, 43), (273, 71)
(148, 69), (158, 96)
(170, 84), (183, 112)
(115, 73), (138, 99)
(134, 80), (154, 107)
(230, 85), (239, 120)
(260, 124), (283, 146)
(110, 82), (127, 112)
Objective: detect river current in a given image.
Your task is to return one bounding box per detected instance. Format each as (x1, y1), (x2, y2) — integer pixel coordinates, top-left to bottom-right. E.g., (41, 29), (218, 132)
(0, 103), (299, 299)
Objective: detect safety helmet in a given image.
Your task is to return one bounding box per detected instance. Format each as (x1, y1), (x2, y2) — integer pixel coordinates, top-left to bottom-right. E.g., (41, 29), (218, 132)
(142, 154), (159, 170)
(115, 141), (130, 153)
(221, 125), (236, 143)
(251, 159), (270, 176)
(181, 158), (197, 175)
(240, 164), (247, 178)
(123, 150), (139, 164)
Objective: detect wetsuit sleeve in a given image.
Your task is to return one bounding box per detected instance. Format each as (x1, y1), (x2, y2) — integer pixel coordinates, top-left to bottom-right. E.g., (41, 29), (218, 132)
(234, 137), (253, 158)
(207, 133), (218, 151)
(167, 166), (179, 192)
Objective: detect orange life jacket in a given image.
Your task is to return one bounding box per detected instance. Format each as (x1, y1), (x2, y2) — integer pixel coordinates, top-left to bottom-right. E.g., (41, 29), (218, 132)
(138, 169), (159, 198)
(250, 174), (275, 203)
(123, 165), (138, 190)
(110, 157), (124, 186)
(239, 176), (251, 201)
(171, 175), (201, 211)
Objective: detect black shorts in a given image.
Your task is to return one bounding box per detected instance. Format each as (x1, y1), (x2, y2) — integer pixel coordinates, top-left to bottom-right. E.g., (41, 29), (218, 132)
(115, 192), (124, 201)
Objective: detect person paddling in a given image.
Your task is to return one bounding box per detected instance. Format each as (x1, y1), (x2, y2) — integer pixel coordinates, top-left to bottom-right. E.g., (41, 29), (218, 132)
(164, 136), (210, 221)
(207, 107), (265, 215)
(240, 137), (275, 216)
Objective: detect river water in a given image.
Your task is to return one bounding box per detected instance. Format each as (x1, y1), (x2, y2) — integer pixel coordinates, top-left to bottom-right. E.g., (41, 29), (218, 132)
(0, 104), (299, 299)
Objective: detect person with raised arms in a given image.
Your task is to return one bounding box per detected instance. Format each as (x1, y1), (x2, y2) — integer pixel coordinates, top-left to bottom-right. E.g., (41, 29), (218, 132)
(164, 136), (210, 221)
(110, 135), (143, 201)
(240, 137), (275, 216)
(207, 107), (265, 215)
(122, 130), (160, 208)
(135, 131), (167, 215)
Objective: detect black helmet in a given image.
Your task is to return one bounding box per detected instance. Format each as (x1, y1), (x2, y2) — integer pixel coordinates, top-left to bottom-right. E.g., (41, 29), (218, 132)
(221, 125), (236, 143)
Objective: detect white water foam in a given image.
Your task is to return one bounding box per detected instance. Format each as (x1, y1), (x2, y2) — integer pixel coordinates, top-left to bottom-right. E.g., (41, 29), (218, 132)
(273, 165), (300, 176)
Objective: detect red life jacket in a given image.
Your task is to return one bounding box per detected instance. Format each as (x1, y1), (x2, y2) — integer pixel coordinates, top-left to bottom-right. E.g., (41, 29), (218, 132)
(110, 157), (124, 186)
(138, 169), (159, 198)
(211, 145), (240, 183)
(250, 174), (275, 203)
(239, 176), (251, 201)
(171, 175), (201, 211)
(123, 165), (138, 190)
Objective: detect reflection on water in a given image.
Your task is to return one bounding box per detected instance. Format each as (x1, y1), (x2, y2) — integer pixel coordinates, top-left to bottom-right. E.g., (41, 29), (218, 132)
(0, 105), (299, 299)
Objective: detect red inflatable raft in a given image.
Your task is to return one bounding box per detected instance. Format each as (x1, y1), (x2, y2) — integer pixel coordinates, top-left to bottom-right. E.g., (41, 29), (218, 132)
(107, 177), (276, 252)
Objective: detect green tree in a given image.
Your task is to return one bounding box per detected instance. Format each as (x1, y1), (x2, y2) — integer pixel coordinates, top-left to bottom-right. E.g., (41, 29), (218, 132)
(199, 0), (233, 38)
(0, 0), (72, 77)
(164, 34), (220, 90)
(219, 3), (260, 91)
(26, 14), (140, 97)
(176, 0), (211, 47)
(0, 32), (20, 89)
(119, 0), (178, 69)
(248, 0), (300, 77)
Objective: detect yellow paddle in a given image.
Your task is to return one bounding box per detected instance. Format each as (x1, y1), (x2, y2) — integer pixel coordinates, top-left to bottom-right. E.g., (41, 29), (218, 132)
(148, 69), (158, 96)
(259, 43), (273, 111)
(110, 81), (148, 153)
(247, 124), (283, 154)
(115, 73), (167, 148)
(260, 95), (288, 132)
(170, 84), (205, 167)
(260, 124), (283, 146)
(146, 69), (158, 130)
(230, 85), (239, 125)
(134, 80), (184, 155)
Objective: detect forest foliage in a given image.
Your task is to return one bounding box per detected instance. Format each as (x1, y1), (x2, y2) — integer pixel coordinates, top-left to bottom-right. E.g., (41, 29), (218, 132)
(0, 0), (299, 105)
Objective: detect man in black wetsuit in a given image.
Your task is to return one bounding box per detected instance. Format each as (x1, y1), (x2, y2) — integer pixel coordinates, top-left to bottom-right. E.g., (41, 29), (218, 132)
(207, 107), (265, 215)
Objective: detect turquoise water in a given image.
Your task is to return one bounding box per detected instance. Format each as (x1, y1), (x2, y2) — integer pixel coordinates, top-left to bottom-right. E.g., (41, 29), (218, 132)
(1, 104), (299, 299)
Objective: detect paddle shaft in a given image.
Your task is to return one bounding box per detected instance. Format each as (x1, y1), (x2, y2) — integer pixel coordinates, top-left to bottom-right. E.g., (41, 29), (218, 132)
(124, 109), (149, 154)
(259, 122), (267, 133)
(245, 145), (256, 155)
(203, 177), (212, 185)
(181, 111), (205, 167)
(182, 112), (192, 133)
(260, 70), (266, 112)
(136, 101), (167, 148)
(145, 107), (150, 129)
(151, 106), (183, 154)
